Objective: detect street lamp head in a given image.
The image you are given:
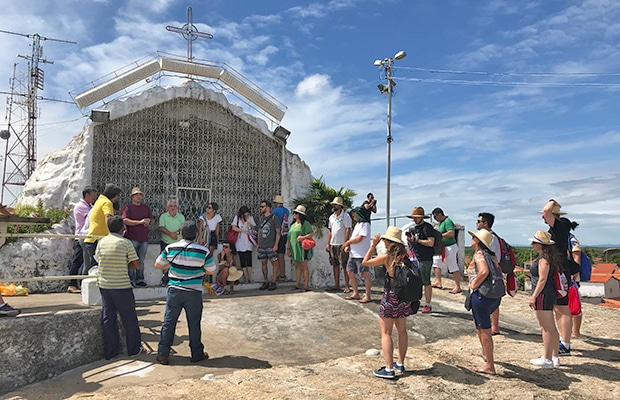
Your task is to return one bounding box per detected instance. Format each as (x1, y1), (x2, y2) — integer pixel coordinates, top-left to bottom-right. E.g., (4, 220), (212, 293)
(373, 59), (384, 67)
(394, 50), (407, 60)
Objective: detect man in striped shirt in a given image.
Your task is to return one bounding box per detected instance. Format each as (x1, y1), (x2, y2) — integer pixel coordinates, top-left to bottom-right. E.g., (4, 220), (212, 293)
(95, 215), (143, 360)
(154, 220), (216, 365)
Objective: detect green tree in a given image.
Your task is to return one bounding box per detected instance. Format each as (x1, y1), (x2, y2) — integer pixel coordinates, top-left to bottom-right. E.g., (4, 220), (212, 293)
(291, 177), (356, 238)
(609, 253), (620, 265)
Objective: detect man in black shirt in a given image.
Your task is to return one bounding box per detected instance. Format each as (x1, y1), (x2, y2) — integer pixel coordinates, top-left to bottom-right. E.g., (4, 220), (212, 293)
(406, 207), (435, 313)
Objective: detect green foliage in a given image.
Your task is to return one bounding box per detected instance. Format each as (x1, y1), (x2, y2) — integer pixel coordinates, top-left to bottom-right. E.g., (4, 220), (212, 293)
(291, 177), (356, 238)
(609, 253), (620, 265)
(6, 199), (72, 244)
(515, 271), (528, 291)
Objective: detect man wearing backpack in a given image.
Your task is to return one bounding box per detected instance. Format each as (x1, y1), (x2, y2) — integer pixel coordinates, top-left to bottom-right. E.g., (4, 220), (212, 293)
(406, 207), (435, 313)
(541, 199), (573, 356)
(431, 208), (462, 294)
(476, 212), (502, 335)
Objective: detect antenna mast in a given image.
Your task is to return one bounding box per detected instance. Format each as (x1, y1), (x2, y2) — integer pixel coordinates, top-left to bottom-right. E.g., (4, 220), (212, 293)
(0, 30), (76, 204)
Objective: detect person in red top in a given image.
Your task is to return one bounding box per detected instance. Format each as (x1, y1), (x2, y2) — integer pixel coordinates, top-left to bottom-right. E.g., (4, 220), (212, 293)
(122, 187), (154, 287)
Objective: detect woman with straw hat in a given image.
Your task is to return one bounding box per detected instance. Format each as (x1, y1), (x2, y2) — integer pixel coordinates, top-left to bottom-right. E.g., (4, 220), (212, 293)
(287, 205), (314, 291)
(362, 226), (413, 379)
(466, 229), (503, 375)
(216, 241), (242, 294)
(528, 230), (561, 369)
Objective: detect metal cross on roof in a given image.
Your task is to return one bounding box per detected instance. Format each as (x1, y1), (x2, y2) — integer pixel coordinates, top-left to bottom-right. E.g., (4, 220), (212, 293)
(166, 6), (213, 62)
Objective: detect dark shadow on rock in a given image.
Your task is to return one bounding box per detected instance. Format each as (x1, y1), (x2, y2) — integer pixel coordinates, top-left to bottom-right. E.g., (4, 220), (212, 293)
(559, 362), (619, 381)
(414, 362), (489, 386)
(581, 335), (620, 349)
(496, 362), (577, 390)
(191, 355), (271, 369)
(572, 347), (620, 362)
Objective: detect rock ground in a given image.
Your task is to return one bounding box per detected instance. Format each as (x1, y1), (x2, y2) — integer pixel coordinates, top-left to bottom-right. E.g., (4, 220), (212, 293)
(3, 277), (620, 400)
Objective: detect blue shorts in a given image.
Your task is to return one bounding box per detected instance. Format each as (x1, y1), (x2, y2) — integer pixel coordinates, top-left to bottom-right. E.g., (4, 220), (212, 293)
(346, 257), (369, 274)
(471, 291), (501, 330)
(277, 235), (287, 255)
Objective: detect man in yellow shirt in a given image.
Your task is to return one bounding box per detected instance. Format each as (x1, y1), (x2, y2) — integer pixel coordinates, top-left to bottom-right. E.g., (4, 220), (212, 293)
(85, 184), (121, 267)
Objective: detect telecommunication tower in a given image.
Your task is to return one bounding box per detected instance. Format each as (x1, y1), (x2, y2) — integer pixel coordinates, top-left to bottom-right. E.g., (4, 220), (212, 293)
(0, 30), (76, 204)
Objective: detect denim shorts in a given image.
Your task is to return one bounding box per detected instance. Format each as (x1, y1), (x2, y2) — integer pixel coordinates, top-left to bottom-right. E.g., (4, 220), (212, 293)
(471, 291), (502, 330)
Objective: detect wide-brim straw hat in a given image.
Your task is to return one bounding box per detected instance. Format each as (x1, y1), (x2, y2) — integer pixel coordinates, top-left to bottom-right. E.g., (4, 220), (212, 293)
(381, 226), (405, 246)
(293, 205), (307, 215)
(273, 195), (285, 204)
(538, 203), (566, 215)
(330, 196), (345, 207)
(529, 230), (555, 245)
(468, 229), (494, 250)
(130, 187), (144, 197)
(227, 266), (243, 282)
(407, 206), (430, 219)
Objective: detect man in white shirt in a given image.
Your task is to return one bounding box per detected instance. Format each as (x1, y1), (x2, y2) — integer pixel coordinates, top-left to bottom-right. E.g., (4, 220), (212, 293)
(342, 207), (372, 303)
(326, 197), (352, 292)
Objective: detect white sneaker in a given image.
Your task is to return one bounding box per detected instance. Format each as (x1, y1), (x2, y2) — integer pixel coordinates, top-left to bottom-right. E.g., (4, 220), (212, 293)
(530, 357), (553, 368)
(552, 356), (560, 367)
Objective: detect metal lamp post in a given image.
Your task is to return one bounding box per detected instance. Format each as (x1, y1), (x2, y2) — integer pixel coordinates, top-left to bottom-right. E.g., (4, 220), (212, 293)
(374, 50), (406, 228)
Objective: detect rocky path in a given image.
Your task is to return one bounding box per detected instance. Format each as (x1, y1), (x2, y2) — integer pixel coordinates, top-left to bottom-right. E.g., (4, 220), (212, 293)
(4, 279), (619, 400)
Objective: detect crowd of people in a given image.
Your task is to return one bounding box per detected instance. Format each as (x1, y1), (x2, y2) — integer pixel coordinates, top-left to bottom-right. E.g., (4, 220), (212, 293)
(1, 188), (587, 379)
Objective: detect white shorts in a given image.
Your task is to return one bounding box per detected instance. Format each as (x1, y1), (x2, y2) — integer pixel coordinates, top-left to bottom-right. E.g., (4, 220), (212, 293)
(432, 243), (459, 273)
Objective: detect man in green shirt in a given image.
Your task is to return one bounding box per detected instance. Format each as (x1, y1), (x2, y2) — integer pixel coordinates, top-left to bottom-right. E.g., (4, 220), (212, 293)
(431, 208), (462, 294)
(158, 200), (185, 251)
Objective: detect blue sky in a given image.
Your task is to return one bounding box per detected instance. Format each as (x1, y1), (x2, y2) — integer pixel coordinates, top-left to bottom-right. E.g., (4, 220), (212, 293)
(1, 0), (619, 246)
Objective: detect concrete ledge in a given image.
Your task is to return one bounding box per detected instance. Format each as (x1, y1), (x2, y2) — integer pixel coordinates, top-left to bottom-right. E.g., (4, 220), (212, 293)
(81, 278), (280, 305)
(0, 309), (104, 395)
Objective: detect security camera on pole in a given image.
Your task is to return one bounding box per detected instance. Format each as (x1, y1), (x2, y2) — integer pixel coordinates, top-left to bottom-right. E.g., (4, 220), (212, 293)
(374, 50), (406, 229)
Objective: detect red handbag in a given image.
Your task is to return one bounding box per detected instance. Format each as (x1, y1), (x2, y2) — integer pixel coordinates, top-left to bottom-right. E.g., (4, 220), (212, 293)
(568, 282), (581, 316)
(225, 227), (239, 244)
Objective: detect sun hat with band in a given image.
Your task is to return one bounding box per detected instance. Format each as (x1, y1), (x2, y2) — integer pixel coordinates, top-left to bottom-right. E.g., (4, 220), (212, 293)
(467, 229), (494, 250)
(407, 206), (430, 219)
(538, 200), (567, 216)
(226, 266), (243, 282)
(293, 205), (307, 215)
(130, 187), (144, 197)
(529, 230), (555, 245)
(381, 226), (405, 246)
(330, 196), (345, 207)
(273, 195), (285, 204)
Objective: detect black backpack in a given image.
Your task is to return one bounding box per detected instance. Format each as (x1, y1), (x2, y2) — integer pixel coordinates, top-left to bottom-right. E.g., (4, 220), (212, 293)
(432, 227), (445, 256)
(492, 232), (516, 274)
(388, 257), (423, 304)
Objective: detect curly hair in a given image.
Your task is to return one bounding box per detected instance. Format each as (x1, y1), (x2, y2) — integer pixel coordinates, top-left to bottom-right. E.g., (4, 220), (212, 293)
(384, 240), (408, 276)
(540, 244), (563, 274)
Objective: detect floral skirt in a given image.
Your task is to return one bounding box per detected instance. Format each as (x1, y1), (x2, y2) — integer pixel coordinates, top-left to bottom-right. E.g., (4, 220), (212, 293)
(379, 288), (413, 319)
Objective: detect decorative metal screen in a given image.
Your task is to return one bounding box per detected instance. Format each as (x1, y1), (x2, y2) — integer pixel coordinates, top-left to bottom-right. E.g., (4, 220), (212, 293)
(91, 97), (283, 242)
